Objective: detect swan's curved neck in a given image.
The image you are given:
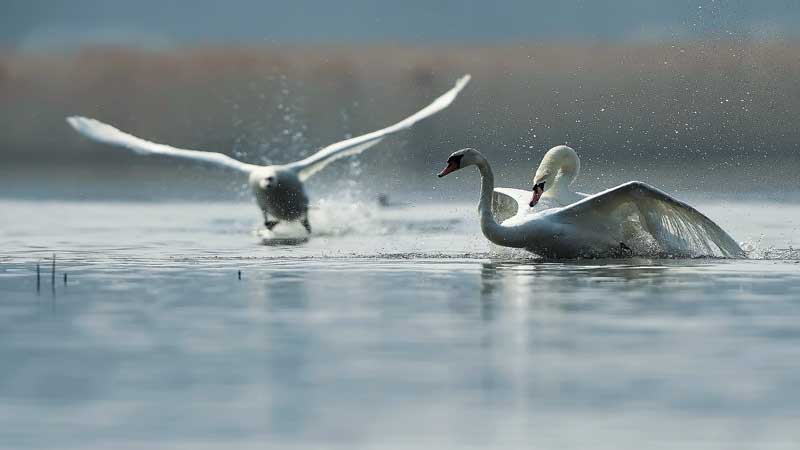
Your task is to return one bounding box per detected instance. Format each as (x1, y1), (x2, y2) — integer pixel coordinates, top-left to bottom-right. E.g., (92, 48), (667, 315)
(537, 146), (580, 198)
(475, 159), (523, 248)
(550, 169), (577, 195)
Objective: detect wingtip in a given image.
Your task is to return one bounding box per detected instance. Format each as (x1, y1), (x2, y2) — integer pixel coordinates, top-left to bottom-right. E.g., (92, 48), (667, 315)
(456, 74), (472, 88)
(66, 116), (88, 130)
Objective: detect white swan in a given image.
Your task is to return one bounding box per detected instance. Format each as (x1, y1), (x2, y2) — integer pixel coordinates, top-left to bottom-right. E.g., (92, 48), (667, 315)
(438, 147), (745, 258)
(67, 75), (471, 234)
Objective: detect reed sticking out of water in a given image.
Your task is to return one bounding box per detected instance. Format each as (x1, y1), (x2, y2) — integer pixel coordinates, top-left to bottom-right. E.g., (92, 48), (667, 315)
(238, 270), (242, 280)
(63, 273), (68, 285)
(36, 262), (40, 292)
(51, 254), (57, 296)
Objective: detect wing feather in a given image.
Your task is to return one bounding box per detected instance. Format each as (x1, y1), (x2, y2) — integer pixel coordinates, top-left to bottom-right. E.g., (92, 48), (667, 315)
(553, 181), (744, 258)
(67, 116), (257, 174)
(287, 74), (471, 181)
(492, 187), (530, 222)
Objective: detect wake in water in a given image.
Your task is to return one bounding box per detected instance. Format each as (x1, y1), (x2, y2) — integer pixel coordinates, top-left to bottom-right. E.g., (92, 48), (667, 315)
(747, 246), (800, 260)
(247, 196), (799, 261)
(253, 196), (467, 245)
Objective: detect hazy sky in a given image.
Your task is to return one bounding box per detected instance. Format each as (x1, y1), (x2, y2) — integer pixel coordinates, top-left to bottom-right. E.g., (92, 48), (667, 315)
(1, 0), (798, 49)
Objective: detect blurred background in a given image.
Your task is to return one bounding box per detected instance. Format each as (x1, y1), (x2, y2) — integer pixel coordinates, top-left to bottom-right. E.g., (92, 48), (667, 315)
(3, 4), (800, 450)
(1, 0), (799, 201)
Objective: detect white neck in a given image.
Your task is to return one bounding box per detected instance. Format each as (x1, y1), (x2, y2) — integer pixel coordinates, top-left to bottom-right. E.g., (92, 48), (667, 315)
(536, 145), (581, 200)
(547, 170), (577, 197)
(474, 158), (526, 248)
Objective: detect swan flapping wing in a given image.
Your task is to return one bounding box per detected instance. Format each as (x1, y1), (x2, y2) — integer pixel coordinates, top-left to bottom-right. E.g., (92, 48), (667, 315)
(553, 181), (744, 258)
(493, 187), (530, 223)
(287, 74), (471, 181)
(66, 117), (258, 174)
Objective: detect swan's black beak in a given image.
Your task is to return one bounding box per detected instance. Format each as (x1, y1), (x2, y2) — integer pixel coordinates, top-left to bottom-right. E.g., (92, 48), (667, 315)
(529, 182), (545, 207)
(437, 161), (459, 178)
(438, 154), (464, 178)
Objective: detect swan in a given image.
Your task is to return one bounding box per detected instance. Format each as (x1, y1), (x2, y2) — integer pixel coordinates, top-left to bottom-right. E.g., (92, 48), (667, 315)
(437, 147), (745, 258)
(67, 75), (471, 234)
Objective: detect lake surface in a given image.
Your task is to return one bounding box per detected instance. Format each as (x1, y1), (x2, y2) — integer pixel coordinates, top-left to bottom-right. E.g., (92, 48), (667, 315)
(1, 198), (799, 449)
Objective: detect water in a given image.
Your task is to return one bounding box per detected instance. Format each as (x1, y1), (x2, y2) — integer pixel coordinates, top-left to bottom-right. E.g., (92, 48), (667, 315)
(1, 198), (800, 450)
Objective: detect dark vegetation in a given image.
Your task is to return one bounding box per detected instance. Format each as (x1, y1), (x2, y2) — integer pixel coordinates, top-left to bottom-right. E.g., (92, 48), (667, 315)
(1, 42), (798, 194)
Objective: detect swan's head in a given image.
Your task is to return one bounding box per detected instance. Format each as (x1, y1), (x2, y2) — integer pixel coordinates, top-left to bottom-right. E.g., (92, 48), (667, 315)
(258, 175), (277, 190)
(529, 145), (580, 207)
(249, 168), (280, 191)
(437, 148), (484, 177)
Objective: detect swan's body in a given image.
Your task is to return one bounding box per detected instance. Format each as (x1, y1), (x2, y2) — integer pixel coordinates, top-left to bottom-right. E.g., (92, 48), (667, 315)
(439, 148), (744, 258)
(68, 75), (470, 234)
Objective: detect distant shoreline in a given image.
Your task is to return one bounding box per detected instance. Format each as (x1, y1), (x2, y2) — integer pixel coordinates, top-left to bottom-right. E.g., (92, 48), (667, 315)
(1, 41), (797, 194)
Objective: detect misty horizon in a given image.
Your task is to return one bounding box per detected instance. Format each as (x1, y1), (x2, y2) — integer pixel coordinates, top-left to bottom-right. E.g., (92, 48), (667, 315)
(2, 0), (799, 50)
(2, 41), (799, 200)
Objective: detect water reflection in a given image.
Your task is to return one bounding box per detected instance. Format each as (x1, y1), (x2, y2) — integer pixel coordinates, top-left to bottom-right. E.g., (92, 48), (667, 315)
(478, 259), (678, 304)
(0, 257), (799, 448)
(1, 195), (800, 448)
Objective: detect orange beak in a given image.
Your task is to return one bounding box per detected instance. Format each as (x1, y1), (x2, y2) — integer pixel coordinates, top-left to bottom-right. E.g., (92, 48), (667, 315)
(529, 183), (545, 207)
(438, 161), (460, 178)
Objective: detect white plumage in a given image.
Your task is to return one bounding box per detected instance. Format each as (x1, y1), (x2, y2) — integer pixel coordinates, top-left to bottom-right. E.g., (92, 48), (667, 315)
(440, 147), (744, 258)
(68, 75), (470, 235)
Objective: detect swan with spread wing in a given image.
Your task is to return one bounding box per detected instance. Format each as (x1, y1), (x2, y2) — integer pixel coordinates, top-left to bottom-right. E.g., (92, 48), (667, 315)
(67, 75), (470, 234)
(438, 147), (744, 258)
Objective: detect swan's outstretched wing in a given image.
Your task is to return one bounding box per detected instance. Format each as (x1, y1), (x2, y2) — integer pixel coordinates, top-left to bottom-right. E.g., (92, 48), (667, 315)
(288, 74), (471, 181)
(66, 117), (258, 174)
(552, 181), (744, 258)
(493, 187), (529, 223)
